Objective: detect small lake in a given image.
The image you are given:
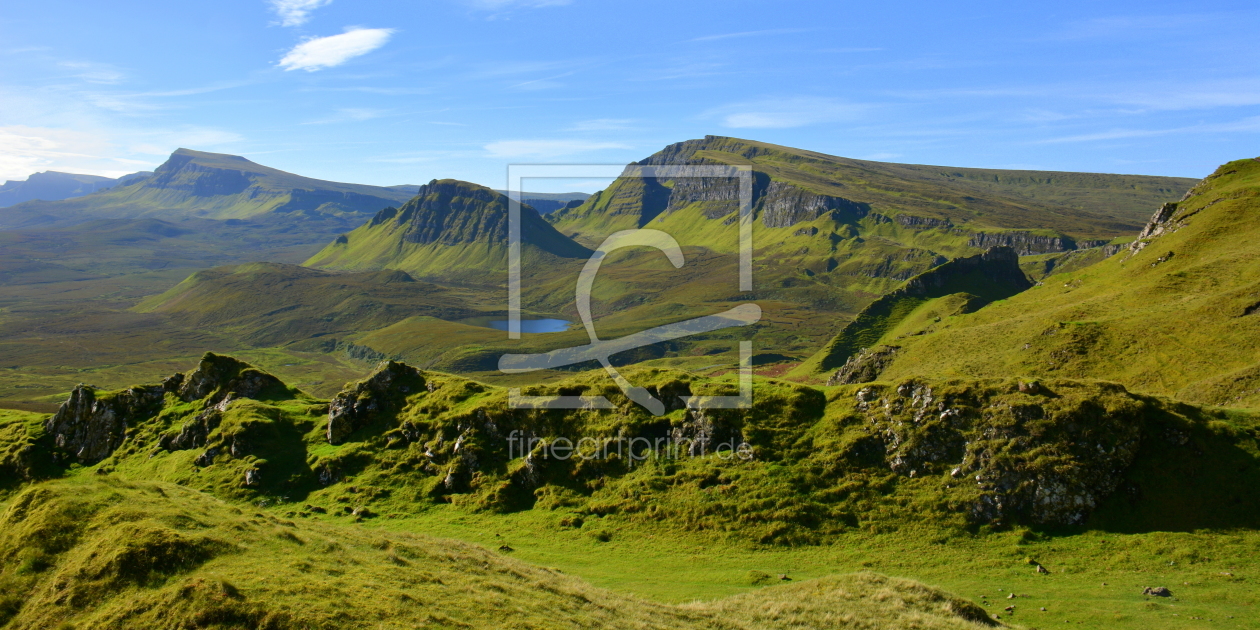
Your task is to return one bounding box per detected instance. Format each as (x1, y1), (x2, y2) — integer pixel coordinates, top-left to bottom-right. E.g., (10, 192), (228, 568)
(458, 316), (572, 334)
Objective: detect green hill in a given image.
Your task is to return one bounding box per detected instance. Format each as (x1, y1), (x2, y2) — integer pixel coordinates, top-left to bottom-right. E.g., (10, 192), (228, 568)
(304, 179), (592, 284)
(0, 149), (414, 229)
(825, 157), (1260, 406)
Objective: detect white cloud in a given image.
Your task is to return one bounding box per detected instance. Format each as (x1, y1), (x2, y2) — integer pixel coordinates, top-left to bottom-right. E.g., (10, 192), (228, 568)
(484, 139), (631, 159)
(710, 97), (866, 129)
(270, 0), (332, 27)
(279, 28), (395, 72)
(0, 126), (135, 180)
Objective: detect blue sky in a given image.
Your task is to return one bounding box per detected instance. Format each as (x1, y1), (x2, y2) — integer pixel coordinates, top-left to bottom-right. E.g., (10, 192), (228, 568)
(1, 0), (1257, 190)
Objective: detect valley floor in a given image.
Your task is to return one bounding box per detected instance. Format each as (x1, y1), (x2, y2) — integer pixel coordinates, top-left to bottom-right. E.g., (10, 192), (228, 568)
(341, 503), (1260, 630)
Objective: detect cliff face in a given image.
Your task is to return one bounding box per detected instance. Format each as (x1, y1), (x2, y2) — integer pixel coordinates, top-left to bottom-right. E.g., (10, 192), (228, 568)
(966, 231), (1075, 255)
(44, 385), (166, 465)
(327, 361), (426, 444)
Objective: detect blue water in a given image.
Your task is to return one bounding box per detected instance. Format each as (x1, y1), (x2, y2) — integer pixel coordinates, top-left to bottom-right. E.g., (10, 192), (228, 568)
(490, 318), (572, 334)
(458, 316), (572, 333)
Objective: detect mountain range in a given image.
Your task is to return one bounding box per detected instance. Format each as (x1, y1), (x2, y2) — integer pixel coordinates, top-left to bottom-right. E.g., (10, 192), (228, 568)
(0, 170), (151, 207)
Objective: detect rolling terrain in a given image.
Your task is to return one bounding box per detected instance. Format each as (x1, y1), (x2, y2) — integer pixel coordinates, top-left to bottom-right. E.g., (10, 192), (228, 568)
(1, 350), (1257, 628)
(801, 156), (1260, 407)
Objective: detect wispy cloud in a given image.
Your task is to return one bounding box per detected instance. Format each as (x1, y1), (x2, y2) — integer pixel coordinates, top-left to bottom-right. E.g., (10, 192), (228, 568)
(279, 27), (395, 72)
(708, 97), (866, 129)
(58, 61), (125, 85)
(1040, 13), (1217, 41)
(688, 28), (809, 43)
(1036, 116), (1260, 144)
(567, 118), (635, 131)
(270, 0), (332, 28)
(465, 0), (571, 10)
(301, 108), (388, 125)
(1107, 79), (1260, 111)
(484, 139), (631, 158)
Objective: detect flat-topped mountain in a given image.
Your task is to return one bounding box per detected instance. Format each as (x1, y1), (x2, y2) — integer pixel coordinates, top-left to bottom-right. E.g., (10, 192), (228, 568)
(305, 179), (591, 283)
(0, 170), (152, 207)
(550, 135), (1195, 250)
(0, 149), (416, 229)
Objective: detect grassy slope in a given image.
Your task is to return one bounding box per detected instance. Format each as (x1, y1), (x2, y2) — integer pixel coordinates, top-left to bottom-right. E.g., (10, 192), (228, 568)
(867, 157), (1260, 406)
(0, 477), (997, 630)
(794, 249), (1033, 377)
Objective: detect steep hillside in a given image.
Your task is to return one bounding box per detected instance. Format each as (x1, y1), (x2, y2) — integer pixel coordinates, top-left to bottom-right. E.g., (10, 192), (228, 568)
(841, 157), (1260, 406)
(0, 149), (414, 229)
(305, 179), (591, 283)
(795, 246), (1034, 379)
(0, 170), (151, 207)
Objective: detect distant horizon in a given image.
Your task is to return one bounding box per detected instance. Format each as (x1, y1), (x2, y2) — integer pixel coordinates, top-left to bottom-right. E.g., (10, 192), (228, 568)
(0, 137), (1214, 195)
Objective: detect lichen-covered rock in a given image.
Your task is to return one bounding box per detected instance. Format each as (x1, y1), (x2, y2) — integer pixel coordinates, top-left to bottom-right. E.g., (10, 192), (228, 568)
(177, 353), (287, 405)
(160, 395), (234, 451)
(327, 361), (426, 444)
(852, 380), (1145, 526)
(45, 384), (164, 464)
(829, 346), (901, 385)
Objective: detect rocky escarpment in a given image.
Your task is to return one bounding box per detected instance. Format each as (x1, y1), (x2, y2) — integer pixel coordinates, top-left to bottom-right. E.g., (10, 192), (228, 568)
(327, 361), (427, 444)
(828, 346), (902, 386)
(851, 380), (1145, 525)
(43, 353), (293, 465)
(760, 181), (869, 228)
(44, 385), (167, 465)
(1126, 201), (1182, 258)
(174, 352), (288, 407)
(967, 231), (1076, 255)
